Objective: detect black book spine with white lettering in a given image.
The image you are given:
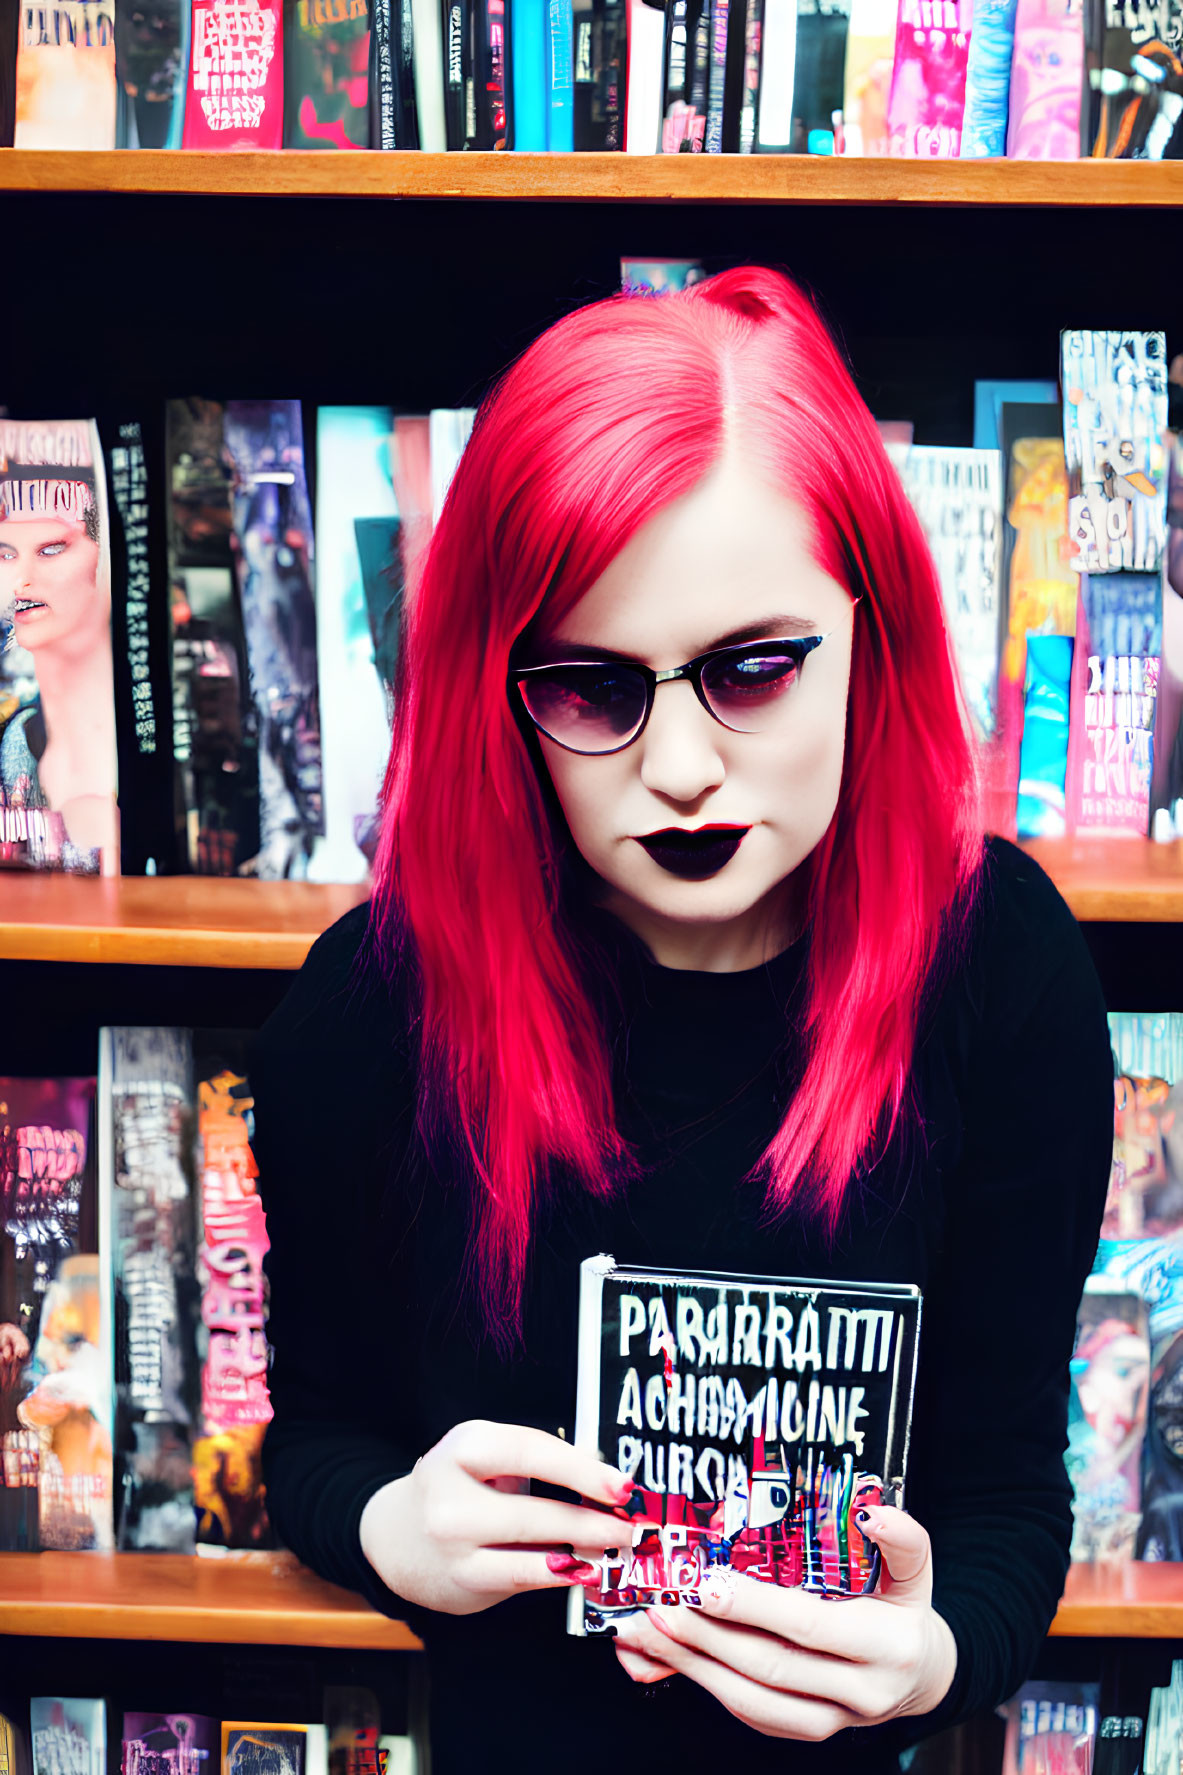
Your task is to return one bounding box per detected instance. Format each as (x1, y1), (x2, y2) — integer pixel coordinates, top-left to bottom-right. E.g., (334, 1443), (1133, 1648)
(569, 1256), (922, 1637)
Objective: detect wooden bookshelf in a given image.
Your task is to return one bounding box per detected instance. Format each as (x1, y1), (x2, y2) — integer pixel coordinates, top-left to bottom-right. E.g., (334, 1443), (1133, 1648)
(0, 1550), (423, 1650)
(0, 839), (1181, 969)
(1, 150), (1182, 206)
(0, 1551), (1175, 1644)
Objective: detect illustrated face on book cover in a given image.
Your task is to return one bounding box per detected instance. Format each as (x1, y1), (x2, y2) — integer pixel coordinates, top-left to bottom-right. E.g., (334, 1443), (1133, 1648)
(527, 452), (857, 970)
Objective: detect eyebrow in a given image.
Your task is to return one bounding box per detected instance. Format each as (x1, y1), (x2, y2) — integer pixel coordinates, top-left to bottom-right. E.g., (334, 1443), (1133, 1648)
(534, 613), (820, 664)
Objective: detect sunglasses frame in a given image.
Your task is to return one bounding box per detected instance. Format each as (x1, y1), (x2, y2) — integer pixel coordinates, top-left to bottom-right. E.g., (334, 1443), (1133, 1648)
(512, 630), (839, 757)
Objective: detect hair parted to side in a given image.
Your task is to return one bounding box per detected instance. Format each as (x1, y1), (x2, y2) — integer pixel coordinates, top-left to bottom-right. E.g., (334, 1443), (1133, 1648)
(370, 265), (984, 1345)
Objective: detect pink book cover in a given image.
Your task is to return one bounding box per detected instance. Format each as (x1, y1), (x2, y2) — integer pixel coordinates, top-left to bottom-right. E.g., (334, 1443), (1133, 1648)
(1005, 0), (1082, 158)
(886, 0), (973, 156)
(182, 0), (283, 147)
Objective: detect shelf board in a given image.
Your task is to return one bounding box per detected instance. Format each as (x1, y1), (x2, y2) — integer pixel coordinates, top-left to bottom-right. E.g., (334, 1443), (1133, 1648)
(1019, 837), (1183, 923)
(0, 150), (1181, 206)
(0, 874), (370, 969)
(1049, 1562), (1183, 1638)
(0, 1550), (422, 1650)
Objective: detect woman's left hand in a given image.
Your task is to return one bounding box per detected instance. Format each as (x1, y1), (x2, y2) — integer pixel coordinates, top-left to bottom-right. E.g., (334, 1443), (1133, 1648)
(611, 1506), (958, 1740)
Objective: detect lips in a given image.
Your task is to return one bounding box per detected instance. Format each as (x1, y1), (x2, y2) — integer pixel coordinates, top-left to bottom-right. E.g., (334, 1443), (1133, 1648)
(635, 825), (749, 880)
(13, 598), (47, 617)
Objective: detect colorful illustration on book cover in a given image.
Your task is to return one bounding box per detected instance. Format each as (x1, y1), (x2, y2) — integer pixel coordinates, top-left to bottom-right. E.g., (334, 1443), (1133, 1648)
(0, 1077), (113, 1554)
(192, 1061), (272, 1548)
(221, 1730), (304, 1775)
(30, 1700), (106, 1775)
(840, 0), (895, 152)
(577, 1266), (920, 1629)
(1001, 434), (1078, 694)
(0, 420), (117, 874)
(123, 1715), (217, 1775)
(1062, 331), (1168, 576)
(285, 0), (370, 148)
(1085, 13), (1183, 159)
(115, 0), (187, 145)
(182, 0), (282, 145)
(1067, 1287), (1150, 1562)
(14, 0), (117, 147)
(886, 0), (972, 155)
(1075, 571), (1161, 836)
(1005, 0), (1084, 157)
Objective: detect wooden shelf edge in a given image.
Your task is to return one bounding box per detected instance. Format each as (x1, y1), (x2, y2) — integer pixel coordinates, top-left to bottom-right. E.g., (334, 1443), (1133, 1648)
(1, 150), (1182, 206)
(0, 1601), (423, 1651)
(1047, 1564), (1183, 1637)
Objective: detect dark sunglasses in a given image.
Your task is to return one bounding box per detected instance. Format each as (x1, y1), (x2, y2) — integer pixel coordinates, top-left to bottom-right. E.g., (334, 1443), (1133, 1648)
(513, 629), (843, 757)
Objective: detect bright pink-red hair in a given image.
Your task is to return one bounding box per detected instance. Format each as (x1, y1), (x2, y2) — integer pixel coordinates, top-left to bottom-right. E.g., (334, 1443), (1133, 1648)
(371, 266), (983, 1344)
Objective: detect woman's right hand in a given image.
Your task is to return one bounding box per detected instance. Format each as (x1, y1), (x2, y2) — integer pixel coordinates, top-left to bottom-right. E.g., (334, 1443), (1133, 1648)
(359, 1418), (634, 1615)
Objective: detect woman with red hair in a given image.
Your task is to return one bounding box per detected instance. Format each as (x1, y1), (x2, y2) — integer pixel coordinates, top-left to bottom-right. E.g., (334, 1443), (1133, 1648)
(254, 267), (1113, 1772)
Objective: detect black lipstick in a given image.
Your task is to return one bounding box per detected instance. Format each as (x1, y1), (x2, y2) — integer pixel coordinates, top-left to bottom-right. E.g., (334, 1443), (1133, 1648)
(635, 826), (749, 880)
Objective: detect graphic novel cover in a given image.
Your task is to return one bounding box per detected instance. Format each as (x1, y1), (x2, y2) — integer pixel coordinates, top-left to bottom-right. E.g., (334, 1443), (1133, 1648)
(221, 1729), (305, 1775)
(284, 0), (370, 146)
(1068, 1283), (1150, 1562)
(899, 444), (1003, 739)
(790, 0), (849, 152)
(958, 0), (1016, 155)
(167, 398), (261, 876)
(1062, 330), (1168, 576)
(839, 0), (893, 152)
(183, 0), (283, 145)
(885, 0), (972, 155)
(1016, 631), (1073, 837)
(222, 401), (323, 880)
(193, 1040), (272, 1548)
(115, 0), (187, 144)
(1006, 0), (1084, 157)
(0, 419), (117, 874)
(30, 1703), (105, 1775)
(1075, 571), (1161, 836)
(101, 1027), (200, 1552)
(660, 0), (708, 149)
(547, 0), (574, 147)
(14, 0), (116, 145)
(570, 1257), (921, 1634)
(0, 1079), (112, 1554)
(123, 1716), (217, 1775)
(1084, 4), (1183, 159)
(313, 408), (399, 880)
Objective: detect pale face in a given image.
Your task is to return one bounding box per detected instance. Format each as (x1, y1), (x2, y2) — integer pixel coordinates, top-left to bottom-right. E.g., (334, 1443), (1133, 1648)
(0, 516), (105, 654)
(529, 455), (858, 972)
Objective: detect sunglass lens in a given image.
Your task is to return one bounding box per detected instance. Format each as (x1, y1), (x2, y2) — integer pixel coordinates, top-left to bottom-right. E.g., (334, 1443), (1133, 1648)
(520, 665), (648, 752)
(701, 644), (806, 731)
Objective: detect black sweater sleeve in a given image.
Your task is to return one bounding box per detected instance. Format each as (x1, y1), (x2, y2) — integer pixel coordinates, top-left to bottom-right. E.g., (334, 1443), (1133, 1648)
(904, 842), (1114, 1731)
(253, 906), (422, 1618)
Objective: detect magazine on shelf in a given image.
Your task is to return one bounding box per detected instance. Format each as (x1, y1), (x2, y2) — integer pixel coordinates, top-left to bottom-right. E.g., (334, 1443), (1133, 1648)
(568, 1255), (921, 1637)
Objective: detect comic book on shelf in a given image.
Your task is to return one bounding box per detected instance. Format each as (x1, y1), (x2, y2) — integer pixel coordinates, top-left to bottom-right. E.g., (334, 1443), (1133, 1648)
(0, 1077), (113, 1553)
(1006, 0), (1083, 157)
(1067, 1281), (1149, 1562)
(885, 0), (972, 155)
(284, 0), (371, 147)
(122, 1715), (218, 1775)
(14, 0), (116, 146)
(30, 1703), (105, 1775)
(221, 1728), (305, 1775)
(568, 1255), (920, 1636)
(958, 0), (1015, 157)
(182, 0), (284, 146)
(1083, 7), (1183, 159)
(789, 0), (850, 153)
(1061, 330), (1168, 577)
(115, 0), (187, 145)
(1071, 570), (1161, 837)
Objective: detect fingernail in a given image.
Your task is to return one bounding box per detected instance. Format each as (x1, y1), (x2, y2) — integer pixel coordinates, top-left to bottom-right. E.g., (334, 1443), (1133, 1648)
(614, 1478), (637, 1505)
(547, 1551), (595, 1577)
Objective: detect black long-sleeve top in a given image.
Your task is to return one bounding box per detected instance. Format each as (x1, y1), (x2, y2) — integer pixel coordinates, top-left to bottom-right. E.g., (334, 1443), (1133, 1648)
(253, 837), (1113, 1773)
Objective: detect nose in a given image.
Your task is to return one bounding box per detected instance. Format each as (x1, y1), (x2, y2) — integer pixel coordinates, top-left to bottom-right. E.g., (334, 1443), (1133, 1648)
(637, 678), (726, 804)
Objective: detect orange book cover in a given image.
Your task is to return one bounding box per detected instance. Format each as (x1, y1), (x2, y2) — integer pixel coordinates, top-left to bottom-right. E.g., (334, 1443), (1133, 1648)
(14, 0), (116, 146)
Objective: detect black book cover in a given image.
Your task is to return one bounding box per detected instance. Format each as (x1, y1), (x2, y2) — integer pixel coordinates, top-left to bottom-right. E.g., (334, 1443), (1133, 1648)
(114, 0), (187, 147)
(369, 0), (395, 144)
(443, 0), (465, 144)
(1084, 1), (1183, 159)
(592, 0), (624, 147)
(393, 0), (420, 145)
(790, 0), (849, 151)
(0, 0), (15, 144)
(573, 0), (594, 144)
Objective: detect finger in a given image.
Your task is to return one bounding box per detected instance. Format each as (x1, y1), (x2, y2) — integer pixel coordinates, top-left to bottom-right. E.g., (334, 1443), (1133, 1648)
(616, 1611), (860, 1741)
(614, 1643), (676, 1684)
(462, 1547), (602, 1595)
(855, 1507), (932, 1605)
(484, 1492), (628, 1553)
(448, 1421), (631, 1505)
(697, 1568), (886, 1660)
(642, 1604), (892, 1719)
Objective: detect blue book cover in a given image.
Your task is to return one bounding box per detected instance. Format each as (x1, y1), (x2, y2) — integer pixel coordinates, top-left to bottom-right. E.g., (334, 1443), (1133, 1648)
(547, 0), (574, 147)
(513, 0), (547, 145)
(973, 378), (1058, 451)
(959, 0), (1017, 158)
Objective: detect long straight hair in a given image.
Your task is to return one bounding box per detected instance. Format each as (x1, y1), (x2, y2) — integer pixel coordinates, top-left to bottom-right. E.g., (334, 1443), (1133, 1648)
(371, 266), (983, 1344)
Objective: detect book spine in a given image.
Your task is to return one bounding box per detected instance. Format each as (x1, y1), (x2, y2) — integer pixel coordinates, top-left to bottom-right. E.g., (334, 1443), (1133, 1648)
(512, 0), (547, 144)
(546, 0), (574, 147)
(573, 0), (595, 144)
(14, 0), (116, 146)
(623, 0), (663, 148)
(443, 0), (466, 145)
(737, 0), (761, 149)
(411, 0), (447, 144)
(370, 0), (396, 145)
(597, 0), (625, 146)
(957, 0), (1016, 157)
(886, 0), (971, 154)
(394, 0), (420, 145)
(704, 0), (727, 148)
(754, 0), (793, 147)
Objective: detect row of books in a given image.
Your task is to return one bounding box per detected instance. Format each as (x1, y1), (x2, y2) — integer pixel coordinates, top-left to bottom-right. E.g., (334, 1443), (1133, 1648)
(1000, 1680), (1158, 1775)
(4, 0), (1181, 157)
(0, 1700), (414, 1775)
(2, 1004), (1180, 1564)
(0, 321), (1180, 882)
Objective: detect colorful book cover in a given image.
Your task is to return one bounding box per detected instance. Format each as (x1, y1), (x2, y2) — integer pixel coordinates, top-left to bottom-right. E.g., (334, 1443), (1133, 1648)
(313, 408), (400, 882)
(182, 0), (283, 145)
(1016, 631), (1073, 837)
(30, 1704), (105, 1775)
(221, 1729), (305, 1775)
(284, 0), (370, 146)
(885, 0), (972, 155)
(512, 0), (546, 141)
(1006, 0), (1083, 158)
(167, 398), (261, 877)
(1085, 18), (1183, 158)
(547, 0), (574, 145)
(0, 1079), (113, 1554)
(193, 1043), (273, 1548)
(568, 1256), (921, 1634)
(958, 0), (1016, 155)
(0, 419), (117, 875)
(14, 0), (116, 145)
(1062, 329), (1169, 577)
(115, 0), (187, 143)
(221, 400), (324, 881)
(1073, 570), (1161, 837)
(101, 1027), (200, 1553)
(123, 1716), (218, 1775)
(791, 0), (850, 152)
(899, 444), (1004, 740)
(1067, 1283), (1149, 1562)
(839, 0), (892, 151)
